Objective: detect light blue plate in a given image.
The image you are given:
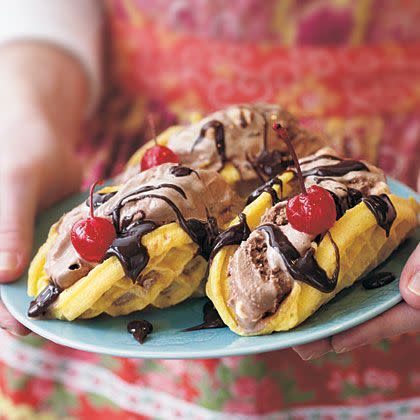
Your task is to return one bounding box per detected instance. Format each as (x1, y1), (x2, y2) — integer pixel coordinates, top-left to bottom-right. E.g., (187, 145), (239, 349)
(1, 178), (419, 359)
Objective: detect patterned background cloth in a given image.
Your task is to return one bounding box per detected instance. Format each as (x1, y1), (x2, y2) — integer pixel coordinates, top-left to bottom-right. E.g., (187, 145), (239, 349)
(1, 1), (420, 418)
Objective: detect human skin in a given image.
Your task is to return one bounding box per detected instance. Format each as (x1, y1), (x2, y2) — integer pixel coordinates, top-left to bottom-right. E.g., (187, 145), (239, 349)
(0, 43), (419, 355)
(0, 42), (88, 334)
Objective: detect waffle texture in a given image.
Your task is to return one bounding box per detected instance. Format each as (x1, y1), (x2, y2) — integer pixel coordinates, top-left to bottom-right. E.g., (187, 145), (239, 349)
(207, 188), (420, 336)
(28, 215), (207, 321)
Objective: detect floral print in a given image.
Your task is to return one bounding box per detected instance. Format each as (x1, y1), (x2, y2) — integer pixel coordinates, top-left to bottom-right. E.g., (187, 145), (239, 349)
(1, 1), (420, 418)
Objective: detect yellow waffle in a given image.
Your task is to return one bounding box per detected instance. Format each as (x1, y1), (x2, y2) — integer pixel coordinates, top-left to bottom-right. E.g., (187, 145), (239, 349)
(28, 219), (208, 321)
(207, 190), (420, 336)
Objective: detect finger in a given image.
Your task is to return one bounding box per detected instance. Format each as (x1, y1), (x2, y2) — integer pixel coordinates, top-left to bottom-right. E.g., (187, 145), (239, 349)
(0, 300), (30, 335)
(293, 338), (332, 360)
(0, 168), (38, 283)
(331, 302), (420, 353)
(400, 244), (420, 310)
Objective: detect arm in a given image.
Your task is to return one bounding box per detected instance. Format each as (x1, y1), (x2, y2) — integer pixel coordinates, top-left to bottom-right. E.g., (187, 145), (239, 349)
(0, 1), (103, 334)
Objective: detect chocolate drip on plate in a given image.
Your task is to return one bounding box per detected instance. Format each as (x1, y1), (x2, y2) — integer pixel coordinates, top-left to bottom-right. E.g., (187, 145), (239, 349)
(183, 300), (225, 331)
(256, 224), (340, 293)
(28, 283), (61, 318)
(363, 194), (396, 237)
(246, 177), (284, 206)
(191, 120), (226, 168)
(127, 319), (153, 344)
(106, 221), (158, 282)
(209, 213), (251, 264)
(301, 160), (369, 178)
(362, 271), (396, 289)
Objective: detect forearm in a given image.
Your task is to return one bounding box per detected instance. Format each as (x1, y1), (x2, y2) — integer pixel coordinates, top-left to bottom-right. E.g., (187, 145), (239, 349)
(0, 42), (89, 145)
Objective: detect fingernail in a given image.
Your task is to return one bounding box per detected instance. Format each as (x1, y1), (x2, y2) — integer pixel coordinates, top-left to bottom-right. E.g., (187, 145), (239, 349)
(301, 351), (329, 361)
(301, 353), (315, 361)
(0, 252), (18, 272)
(408, 272), (420, 296)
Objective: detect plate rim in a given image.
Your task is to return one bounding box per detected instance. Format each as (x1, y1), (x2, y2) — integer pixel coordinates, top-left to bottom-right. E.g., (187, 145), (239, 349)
(1, 177), (418, 359)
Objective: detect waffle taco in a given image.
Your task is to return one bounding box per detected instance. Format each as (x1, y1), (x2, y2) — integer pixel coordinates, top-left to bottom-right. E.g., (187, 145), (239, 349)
(207, 145), (419, 336)
(27, 164), (243, 321)
(121, 104), (326, 196)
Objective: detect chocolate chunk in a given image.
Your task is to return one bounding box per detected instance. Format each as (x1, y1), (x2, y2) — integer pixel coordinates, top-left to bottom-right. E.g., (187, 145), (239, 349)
(127, 320), (153, 344)
(28, 284), (61, 318)
(362, 272), (396, 289)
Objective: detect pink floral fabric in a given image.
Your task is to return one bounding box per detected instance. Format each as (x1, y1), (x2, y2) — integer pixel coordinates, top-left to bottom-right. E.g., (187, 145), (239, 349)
(1, 1), (420, 419)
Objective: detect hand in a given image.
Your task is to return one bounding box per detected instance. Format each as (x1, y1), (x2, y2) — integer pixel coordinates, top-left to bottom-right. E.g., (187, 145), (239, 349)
(294, 231), (420, 360)
(0, 43), (89, 335)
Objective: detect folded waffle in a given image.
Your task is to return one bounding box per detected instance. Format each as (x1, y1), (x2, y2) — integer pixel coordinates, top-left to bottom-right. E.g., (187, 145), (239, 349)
(28, 164), (243, 320)
(121, 104), (325, 196)
(207, 148), (420, 336)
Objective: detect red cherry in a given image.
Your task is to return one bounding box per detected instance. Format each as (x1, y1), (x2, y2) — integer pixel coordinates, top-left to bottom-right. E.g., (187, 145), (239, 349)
(140, 114), (180, 171)
(286, 185), (337, 234)
(141, 145), (180, 171)
(272, 122), (337, 235)
(70, 181), (116, 262)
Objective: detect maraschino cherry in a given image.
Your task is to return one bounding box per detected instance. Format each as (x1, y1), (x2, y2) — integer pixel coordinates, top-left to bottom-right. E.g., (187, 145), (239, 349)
(272, 122), (336, 235)
(70, 181), (116, 262)
(140, 115), (179, 171)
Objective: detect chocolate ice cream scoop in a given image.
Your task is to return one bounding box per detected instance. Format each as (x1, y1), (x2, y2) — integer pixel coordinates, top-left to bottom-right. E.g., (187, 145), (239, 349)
(45, 164), (244, 290)
(167, 104), (325, 182)
(228, 148), (390, 332)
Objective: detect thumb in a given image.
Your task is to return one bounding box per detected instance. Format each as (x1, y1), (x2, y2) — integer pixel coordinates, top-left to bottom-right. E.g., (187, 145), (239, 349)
(0, 169), (38, 283)
(400, 244), (420, 310)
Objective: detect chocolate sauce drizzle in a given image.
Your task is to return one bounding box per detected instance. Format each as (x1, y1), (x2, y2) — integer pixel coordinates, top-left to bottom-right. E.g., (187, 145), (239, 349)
(301, 159), (369, 178)
(250, 150), (293, 181)
(327, 187), (363, 219)
(191, 120), (226, 168)
(362, 271), (396, 290)
(239, 109), (248, 128)
(209, 213), (251, 264)
(111, 183), (187, 229)
(183, 300), (225, 331)
(246, 177), (284, 206)
(87, 191), (117, 210)
(169, 165), (198, 178)
(28, 283), (61, 317)
(256, 224), (340, 293)
(109, 185), (220, 280)
(106, 221), (158, 283)
(127, 319), (153, 344)
(362, 194), (396, 237)
(300, 154), (342, 165)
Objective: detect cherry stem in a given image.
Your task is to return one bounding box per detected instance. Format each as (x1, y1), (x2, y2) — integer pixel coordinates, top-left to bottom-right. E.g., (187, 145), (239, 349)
(148, 114), (158, 146)
(89, 180), (103, 218)
(272, 122), (307, 195)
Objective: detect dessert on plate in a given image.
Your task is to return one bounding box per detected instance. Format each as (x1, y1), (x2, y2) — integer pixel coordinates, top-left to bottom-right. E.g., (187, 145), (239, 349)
(121, 104), (326, 195)
(26, 104), (419, 339)
(27, 163), (243, 320)
(206, 124), (419, 336)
